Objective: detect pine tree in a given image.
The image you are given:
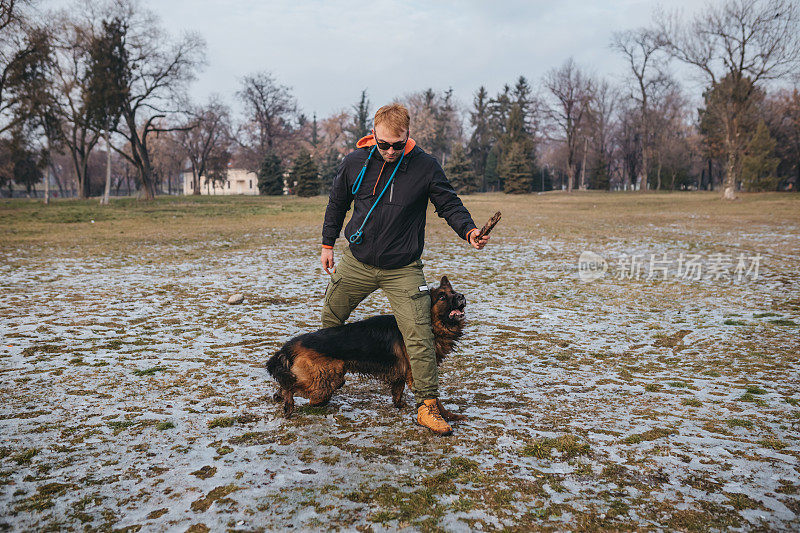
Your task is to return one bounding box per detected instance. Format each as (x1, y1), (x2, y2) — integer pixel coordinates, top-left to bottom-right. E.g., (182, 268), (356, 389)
(593, 153), (611, 190)
(742, 121), (779, 191)
(83, 17), (130, 203)
(431, 87), (456, 163)
(445, 143), (477, 194)
(311, 112), (318, 147)
(84, 18), (129, 133)
(489, 84), (512, 141)
(512, 75), (533, 130)
(538, 166), (554, 192)
(292, 149), (319, 197)
(484, 149), (499, 191)
(468, 86), (491, 191)
(318, 149), (341, 195)
(500, 104), (527, 151)
(347, 90), (371, 146)
(12, 147), (43, 196)
(499, 141), (533, 194)
(497, 104), (536, 193)
(257, 152), (284, 195)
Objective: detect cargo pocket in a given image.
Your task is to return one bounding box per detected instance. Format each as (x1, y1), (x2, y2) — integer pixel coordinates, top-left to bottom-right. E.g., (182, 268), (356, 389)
(324, 272), (347, 324)
(407, 289), (431, 326)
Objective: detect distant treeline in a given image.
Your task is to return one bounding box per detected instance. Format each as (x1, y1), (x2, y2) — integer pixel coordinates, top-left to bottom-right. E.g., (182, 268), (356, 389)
(1, 0), (798, 201)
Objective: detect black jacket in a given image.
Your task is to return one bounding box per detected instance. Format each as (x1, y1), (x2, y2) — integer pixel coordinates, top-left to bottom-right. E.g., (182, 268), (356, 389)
(322, 139), (477, 269)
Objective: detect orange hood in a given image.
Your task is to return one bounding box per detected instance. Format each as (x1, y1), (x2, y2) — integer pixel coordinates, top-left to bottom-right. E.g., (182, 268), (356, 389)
(357, 134), (416, 156)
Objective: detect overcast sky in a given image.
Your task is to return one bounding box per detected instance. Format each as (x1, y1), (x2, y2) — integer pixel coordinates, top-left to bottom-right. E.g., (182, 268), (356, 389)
(121, 1), (718, 118)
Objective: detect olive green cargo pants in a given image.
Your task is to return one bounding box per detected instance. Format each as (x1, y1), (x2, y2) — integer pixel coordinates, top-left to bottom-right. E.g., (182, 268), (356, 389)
(321, 247), (438, 401)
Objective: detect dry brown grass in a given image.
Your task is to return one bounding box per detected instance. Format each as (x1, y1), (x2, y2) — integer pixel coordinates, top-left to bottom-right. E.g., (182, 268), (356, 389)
(3, 191), (797, 250)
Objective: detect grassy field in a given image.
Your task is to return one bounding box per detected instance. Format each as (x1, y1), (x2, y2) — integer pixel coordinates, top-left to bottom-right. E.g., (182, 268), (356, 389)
(1, 191), (799, 531)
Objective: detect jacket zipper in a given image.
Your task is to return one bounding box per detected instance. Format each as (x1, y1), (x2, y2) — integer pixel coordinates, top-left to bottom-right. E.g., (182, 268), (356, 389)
(390, 181), (394, 202)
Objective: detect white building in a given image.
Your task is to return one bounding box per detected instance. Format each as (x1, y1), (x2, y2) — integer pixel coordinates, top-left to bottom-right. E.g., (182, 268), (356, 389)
(182, 169), (259, 195)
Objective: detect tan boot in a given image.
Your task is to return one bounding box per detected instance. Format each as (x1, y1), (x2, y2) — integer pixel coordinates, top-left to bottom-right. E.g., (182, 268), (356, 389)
(416, 399), (452, 436)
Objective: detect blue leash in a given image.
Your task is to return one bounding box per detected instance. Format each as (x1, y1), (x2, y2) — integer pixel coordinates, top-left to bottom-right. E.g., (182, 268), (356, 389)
(348, 146), (406, 244)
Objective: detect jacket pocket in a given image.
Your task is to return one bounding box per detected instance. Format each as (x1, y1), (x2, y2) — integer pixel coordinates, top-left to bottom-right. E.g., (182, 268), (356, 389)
(386, 179), (416, 206)
(356, 186), (376, 199)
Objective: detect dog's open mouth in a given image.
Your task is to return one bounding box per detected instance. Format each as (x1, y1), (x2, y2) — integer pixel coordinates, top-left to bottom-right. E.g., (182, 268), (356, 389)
(448, 308), (465, 320)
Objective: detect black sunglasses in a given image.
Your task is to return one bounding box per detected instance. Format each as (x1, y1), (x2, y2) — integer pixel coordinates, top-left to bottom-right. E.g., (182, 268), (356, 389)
(373, 131), (408, 151)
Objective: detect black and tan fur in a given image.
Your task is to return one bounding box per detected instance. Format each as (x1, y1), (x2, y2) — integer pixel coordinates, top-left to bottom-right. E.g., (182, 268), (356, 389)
(266, 276), (467, 419)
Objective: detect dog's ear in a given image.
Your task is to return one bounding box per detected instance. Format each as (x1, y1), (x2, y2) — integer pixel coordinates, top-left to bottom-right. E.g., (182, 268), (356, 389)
(440, 275), (451, 288)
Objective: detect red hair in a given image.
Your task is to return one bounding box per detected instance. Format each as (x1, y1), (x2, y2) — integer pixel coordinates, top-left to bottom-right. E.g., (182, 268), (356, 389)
(374, 103), (410, 135)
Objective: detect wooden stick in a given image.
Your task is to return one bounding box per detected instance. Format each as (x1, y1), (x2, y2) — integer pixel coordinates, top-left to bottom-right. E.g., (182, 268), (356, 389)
(476, 211), (502, 239)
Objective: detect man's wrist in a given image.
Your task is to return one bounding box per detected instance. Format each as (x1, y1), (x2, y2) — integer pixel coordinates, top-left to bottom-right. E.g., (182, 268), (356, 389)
(465, 228), (479, 243)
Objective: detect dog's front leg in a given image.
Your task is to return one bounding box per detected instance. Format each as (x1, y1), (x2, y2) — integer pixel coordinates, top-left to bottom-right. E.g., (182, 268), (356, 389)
(436, 399), (466, 421)
(391, 381), (406, 408)
(281, 388), (295, 418)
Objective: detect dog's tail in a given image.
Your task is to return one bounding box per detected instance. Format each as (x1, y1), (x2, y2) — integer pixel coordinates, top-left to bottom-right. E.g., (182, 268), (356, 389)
(266, 345), (297, 391)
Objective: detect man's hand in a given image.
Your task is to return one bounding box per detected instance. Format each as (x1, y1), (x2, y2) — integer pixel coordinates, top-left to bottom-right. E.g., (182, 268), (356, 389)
(468, 231), (489, 250)
(321, 247), (335, 274)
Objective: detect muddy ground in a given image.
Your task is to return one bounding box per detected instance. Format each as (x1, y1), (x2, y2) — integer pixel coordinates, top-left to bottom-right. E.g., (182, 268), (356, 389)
(1, 192), (798, 532)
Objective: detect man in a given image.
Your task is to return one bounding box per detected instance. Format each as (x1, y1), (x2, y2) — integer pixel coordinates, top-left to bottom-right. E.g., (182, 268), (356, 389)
(320, 103), (489, 435)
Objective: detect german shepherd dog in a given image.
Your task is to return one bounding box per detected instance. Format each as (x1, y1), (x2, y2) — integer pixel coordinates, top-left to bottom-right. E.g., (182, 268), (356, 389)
(266, 276), (467, 420)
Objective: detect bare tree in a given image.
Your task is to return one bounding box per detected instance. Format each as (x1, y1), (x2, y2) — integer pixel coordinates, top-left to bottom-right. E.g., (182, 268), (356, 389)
(659, 0), (800, 199)
(401, 88), (463, 164)
(147, 125), (184, 195)
(236, 71), (296, 158)
(0, 0), (26, 32)
(174, 96), (231, 195)
(588, 78), (619, 190)
(87, 0), (206, 200)
(613, 102), (642, 190)
(402, 90), (438, 152)
(543, 57), (594, 192)
(44, 9), (104, 199)
(762, 88), (800, 189)
(611, 27), (668, 191)
(649, 84), (690, 190)
(317, 110), (350, 157)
